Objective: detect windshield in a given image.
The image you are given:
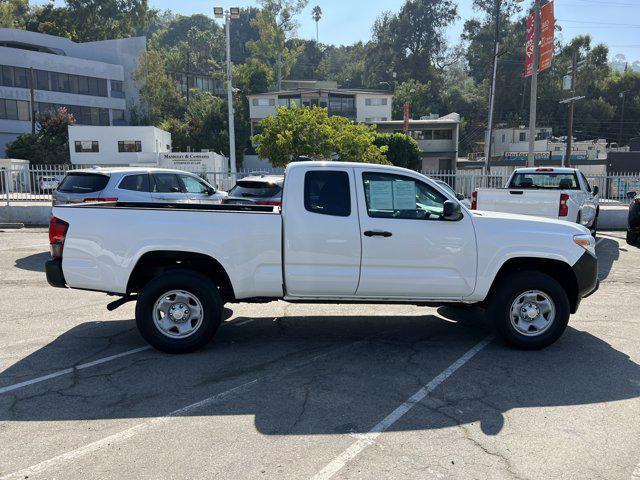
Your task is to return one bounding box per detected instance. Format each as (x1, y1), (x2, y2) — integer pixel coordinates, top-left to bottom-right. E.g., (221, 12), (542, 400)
(509, 173), (580, 190)
(57, 173), (109, 193)
(228, 181), (282, 198)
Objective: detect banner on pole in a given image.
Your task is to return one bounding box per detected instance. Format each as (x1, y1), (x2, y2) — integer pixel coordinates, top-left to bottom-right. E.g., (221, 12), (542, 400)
(525, 12), (535, 77)
(403, 102), (410, 133)
(539, 1), (555, 72)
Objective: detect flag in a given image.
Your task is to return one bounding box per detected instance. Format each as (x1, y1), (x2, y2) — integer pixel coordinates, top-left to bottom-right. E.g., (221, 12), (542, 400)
(539, 1), (555, 72)
(525, 12), (535, 77)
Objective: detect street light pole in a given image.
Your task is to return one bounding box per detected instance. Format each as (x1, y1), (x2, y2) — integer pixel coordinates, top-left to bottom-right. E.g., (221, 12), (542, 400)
(215, 6), (240, 174)
(618, 91), (627, 148)
(527, 0), (541, 167)
(484, 0), (501, 173)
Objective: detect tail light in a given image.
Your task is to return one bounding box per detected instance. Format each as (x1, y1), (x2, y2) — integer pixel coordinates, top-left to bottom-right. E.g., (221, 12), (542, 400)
(49, 216), (69, 259)
(83, 197), (118, 203)
(634, 198), (640, 205)
(256, 200), (281, 206)
(471, 191), (478, 210)
(559, 193), (569, 217)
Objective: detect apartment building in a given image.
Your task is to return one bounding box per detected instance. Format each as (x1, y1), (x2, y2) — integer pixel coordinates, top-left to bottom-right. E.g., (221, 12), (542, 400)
(0, 28), (145, 157)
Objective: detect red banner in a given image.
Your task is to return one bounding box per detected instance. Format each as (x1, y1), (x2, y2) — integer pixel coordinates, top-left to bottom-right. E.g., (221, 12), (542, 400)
(403, 102), (410, 132)
(539, 1), (555, 72)
(525, 12), (535, 77)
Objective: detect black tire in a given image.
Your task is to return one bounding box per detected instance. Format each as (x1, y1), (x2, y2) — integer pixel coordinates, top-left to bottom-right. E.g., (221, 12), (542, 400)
(590, 212), (598, 238)
(135, 270), (223, 353)
(487, 271), (570, 350)
(627, 230), (639, 246)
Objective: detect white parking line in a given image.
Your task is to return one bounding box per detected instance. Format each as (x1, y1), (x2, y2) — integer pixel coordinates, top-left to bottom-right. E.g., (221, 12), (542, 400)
(596, 238), (606, 246)
(0, 340), (367, 480)
(310, 335), (494, 480)
(0, 346), (151, 395)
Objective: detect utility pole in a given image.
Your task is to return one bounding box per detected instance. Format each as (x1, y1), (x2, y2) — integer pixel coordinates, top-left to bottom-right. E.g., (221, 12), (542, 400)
(618, 91), (627, 148)
(215, 6), (240, 174)
(277, 51), (282, 91)
(527, 0), (541, 167)
(29, 67), (36, 134)
(484, 0), (501, 173)
(564, 51), (577, 166)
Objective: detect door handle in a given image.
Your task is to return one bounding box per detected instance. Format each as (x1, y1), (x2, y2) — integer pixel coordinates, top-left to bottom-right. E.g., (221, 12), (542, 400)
(364, 230), (392, 237)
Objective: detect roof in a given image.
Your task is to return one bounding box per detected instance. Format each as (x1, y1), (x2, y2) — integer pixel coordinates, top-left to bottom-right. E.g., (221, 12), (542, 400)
(375, 115), (460, 126)
(248, 88), (392, 97)
(514, 167), (579, 174)
(286, 161), (423, 178)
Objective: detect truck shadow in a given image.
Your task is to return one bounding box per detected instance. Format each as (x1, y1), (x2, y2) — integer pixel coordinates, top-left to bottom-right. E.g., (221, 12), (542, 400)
(596, 238), (619, 282)
(1, 311), (638, 438)
(14, 251), (49, 272)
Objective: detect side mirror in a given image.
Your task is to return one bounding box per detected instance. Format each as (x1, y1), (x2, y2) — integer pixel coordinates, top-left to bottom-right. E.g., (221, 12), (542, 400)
(170, 186), (180, 193)
(443, 200), (463, 221)
(627, 191), (636, 200)
(592, 185), (599, 196)
(207, 187), (216, 195)
(455, 193), (465, 201)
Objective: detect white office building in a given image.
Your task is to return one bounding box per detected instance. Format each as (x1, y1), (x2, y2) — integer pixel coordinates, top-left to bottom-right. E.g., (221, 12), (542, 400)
(68, 126), (171, 165)
(0, 28), (146, 157)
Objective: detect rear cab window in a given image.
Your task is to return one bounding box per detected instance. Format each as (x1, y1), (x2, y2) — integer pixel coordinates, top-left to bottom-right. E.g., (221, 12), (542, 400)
(509, 172), (580, 190)
(57, 173), (109, 193)
(229, 181), (282, 198)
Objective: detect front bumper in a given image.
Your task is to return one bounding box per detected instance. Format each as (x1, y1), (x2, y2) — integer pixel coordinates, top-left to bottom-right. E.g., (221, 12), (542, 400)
(45, 258), (67, 288)
(573, 251), (598, 299)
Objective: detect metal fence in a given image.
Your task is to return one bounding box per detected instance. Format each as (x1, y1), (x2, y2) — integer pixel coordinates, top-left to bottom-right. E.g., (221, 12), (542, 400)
(1, 165), (638, 205)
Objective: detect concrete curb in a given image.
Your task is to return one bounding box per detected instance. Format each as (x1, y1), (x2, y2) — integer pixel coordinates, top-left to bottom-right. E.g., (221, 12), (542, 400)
(0, 222), (25, 229)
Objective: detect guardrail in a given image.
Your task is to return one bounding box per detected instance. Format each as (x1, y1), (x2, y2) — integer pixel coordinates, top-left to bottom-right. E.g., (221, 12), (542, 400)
(1, 165), (638, 205)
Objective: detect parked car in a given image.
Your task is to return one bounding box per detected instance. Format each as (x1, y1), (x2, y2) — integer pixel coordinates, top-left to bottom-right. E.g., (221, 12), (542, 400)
(38, 176), (60, 193)
(46, 161), (598, 353)
(435, 179), (471, 208)
(472, 167), (599, 236)
(52, 167), (228, 206)
(223, 175), (284, 206)
(627, 191), (640, 245)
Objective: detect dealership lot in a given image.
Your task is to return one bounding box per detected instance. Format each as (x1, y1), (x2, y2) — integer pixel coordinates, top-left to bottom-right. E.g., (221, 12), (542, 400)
(0, 228), (639, 479)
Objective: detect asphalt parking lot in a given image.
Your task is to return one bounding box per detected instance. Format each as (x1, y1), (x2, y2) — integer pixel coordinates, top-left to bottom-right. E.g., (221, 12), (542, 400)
(0, 228), (639, 479)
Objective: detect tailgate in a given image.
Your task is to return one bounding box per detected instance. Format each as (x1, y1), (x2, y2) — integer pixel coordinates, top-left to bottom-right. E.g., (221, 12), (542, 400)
(476, 189), (561, 219)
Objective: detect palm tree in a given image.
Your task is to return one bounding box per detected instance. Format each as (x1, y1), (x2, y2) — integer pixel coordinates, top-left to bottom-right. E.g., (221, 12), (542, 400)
(311, 5), (322, 46)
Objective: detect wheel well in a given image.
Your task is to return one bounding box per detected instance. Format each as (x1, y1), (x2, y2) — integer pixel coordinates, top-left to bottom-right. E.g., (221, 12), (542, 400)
(489, 257), (579, 313)
(127, 251), (235, 301)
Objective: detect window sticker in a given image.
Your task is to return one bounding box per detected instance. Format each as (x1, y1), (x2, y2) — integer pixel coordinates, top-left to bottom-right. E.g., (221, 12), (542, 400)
(369, 180), (394, 210)
(392, 180), (416, 210)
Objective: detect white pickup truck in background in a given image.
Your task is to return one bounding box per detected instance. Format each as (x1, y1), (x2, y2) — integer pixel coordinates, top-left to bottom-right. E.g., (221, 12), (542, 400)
(46, 162), (598, 353)
(472, 167), (599, 235)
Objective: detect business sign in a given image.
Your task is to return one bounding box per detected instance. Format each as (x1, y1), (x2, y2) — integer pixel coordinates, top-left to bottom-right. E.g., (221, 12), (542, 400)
(539, 1), (555, 72)
(525, 12), (535, 78)
(158, 152), (228, 172)
(504, 152), (551, 161)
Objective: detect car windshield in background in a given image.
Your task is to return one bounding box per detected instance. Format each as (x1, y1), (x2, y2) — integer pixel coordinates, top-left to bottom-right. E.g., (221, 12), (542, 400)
(509, 173), (580, 190)
(57, 173), (110, 193)
(229, 181), (282, 198)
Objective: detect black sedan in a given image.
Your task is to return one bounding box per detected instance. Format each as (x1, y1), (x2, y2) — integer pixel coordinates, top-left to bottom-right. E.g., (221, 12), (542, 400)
(627, 192), (640, 245)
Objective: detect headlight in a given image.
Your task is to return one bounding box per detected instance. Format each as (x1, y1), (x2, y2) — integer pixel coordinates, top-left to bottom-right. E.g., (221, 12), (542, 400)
(574, 234), (596, 257)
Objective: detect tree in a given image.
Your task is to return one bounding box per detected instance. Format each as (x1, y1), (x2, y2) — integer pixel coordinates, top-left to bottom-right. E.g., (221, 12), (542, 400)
(252, 106), (389, 166)
(63, 0), (150, 42)
(247, 0), (309, 89)
(0, 0), (28, 28)
(311, 5), (322, 45)
(374, 133), (421, 170)
(234, 59), (273, 94)
(6, 108), (75, 164)
(133, 50), (185, 125)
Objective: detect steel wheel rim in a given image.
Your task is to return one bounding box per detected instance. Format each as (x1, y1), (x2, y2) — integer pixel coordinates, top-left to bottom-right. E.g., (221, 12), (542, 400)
(152, 289), (204, 339)
(509, 290), (556, 337)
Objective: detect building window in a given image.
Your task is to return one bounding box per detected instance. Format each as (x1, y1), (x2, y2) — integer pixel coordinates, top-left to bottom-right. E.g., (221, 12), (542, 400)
(365, 117), (388, 123)
(433, 129), (453, 140)
(1, 66), (14, 87)
(13, 67), (28, 88)
(519, 132), (526, 142)
(0, 65), (110, 98)
(277, 97), (300, 107)
(112, 109), (125, 121)
(16, 100), (30, 121)
(0, 99), (31, 121)
(118, 140), (142, 152)
(111, 80), (123, 92)
(365, 97), (388, 106)
(328, 95), (355, 117)
(74, 141), (99, 153)
(252, 98), (275, 106)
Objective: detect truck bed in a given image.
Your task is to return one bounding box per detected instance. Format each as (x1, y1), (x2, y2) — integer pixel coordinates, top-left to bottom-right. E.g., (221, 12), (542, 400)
(52, 202), (283, 298)
(475, 188), (563, 219)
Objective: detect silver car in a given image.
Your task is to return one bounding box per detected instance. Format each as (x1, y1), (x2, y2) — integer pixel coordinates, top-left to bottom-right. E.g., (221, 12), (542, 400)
(223, 175), (284, 206)
(52, 167), (228, 206)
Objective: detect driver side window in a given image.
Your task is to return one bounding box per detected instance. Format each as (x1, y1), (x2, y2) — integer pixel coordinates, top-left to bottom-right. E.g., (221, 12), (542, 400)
(362, 172), (446, 220)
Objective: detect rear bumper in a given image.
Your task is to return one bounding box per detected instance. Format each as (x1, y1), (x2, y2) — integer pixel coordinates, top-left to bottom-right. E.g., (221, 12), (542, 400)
(573, 252), (598, 299)
(45, 258), (67, 288)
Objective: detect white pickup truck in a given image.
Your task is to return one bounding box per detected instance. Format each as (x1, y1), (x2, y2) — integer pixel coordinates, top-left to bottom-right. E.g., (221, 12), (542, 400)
(46, 162), (598, 353)
(472, 167), (599, 235)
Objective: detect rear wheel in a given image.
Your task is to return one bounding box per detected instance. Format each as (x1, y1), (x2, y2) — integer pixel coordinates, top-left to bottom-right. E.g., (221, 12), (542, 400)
(135, 270), (223, 353)
(487, 271), (570, 350)
(627, 230), (639, 246)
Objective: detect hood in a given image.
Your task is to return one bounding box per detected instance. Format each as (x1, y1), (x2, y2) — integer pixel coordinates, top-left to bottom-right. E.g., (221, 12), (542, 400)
(472, 209), (590, 235)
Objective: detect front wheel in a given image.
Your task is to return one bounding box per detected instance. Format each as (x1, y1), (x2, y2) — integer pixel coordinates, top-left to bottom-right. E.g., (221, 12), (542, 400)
(627, 230), (639, 246)
(487, 271), (570, 350)
(135, 270), (223, 353)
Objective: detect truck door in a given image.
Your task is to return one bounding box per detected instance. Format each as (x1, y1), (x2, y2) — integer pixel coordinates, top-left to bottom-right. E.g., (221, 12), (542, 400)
(355, 168), (477, 299)
(283, 166), (361, 297)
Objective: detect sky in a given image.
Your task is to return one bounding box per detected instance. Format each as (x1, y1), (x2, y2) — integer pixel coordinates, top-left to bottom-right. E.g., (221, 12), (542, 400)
(35, 0), (640, 62)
